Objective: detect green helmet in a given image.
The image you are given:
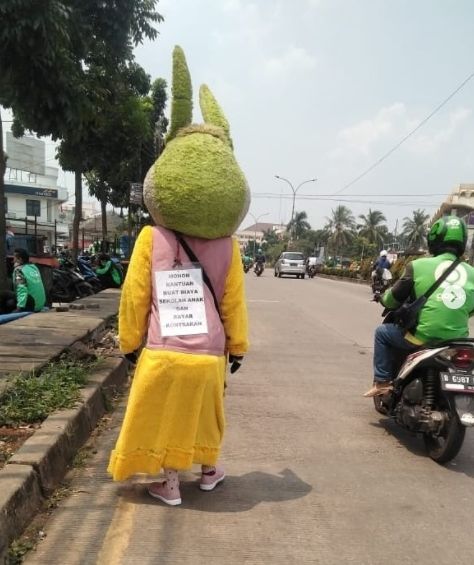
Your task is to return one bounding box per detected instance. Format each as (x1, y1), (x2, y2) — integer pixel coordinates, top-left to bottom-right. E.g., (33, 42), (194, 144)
(428, 215), (467, 256)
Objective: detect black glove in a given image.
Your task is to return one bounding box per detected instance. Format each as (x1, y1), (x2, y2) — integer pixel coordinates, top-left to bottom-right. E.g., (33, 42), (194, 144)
(229, 354), (244, 374)
(124, 351), (138, 365)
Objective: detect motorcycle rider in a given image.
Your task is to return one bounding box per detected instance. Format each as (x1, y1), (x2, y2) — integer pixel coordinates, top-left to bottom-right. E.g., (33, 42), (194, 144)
(254, 248), (266, 273)
(95, 253), (123, 288)
(371, 250), (391, 285)
(364, 215), (474, 397)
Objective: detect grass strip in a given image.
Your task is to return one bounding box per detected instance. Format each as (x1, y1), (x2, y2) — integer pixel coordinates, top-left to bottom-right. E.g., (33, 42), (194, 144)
(0, 359), (96, 426)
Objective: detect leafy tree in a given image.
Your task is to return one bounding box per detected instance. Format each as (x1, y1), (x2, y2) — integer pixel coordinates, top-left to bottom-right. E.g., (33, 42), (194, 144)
(402, 209), (430, 250)
(287, 211), (311, 239)
(357, 209), (387, 246)
(0, 0), (162, 275)
(325, 205), (356, 258)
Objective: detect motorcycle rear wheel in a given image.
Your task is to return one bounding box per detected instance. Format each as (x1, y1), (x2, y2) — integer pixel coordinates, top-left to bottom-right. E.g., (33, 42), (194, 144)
(423, 413), (465, 464)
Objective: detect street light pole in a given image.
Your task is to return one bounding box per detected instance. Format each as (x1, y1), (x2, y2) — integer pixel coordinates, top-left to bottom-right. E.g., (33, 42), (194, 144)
(275, 175), (317, 240)
(249, 212), (269, 257)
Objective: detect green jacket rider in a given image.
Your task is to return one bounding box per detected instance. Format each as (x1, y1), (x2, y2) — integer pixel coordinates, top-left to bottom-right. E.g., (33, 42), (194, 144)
(95, 254), (123, 288)
(364, 215), (474, 397)
(13, 248), (47, 312)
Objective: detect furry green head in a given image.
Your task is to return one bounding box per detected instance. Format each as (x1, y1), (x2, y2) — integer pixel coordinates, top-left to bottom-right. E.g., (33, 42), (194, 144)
(144, 46), (250, 239)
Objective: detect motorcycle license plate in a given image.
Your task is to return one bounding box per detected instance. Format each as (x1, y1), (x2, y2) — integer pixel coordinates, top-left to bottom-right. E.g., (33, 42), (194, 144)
(440, 372), (474, 393)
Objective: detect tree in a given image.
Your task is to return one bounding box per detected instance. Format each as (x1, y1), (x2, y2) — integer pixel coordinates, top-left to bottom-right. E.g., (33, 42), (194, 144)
(0, 1), (162, 273)
(325, 205), (356, 258)
(287, 211), (311, 239)
(402, 209), (430, 250)
(0, 1), (87, 288)
(357, 209), (387, 246)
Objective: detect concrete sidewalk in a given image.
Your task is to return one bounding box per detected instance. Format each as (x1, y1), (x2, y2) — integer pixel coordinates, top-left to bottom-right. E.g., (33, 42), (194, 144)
(0, 289), (126, 561)
(0, 290), (120, 394)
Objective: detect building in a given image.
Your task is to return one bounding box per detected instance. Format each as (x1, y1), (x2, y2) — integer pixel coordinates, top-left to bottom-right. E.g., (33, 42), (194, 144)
(4, 133), (69, 250)
(235, 222), (287, 251)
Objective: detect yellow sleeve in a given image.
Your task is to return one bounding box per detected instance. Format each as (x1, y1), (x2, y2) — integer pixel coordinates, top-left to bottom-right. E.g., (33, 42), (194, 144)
(221, 237), (249, 356)
(118, 226), (153, 354)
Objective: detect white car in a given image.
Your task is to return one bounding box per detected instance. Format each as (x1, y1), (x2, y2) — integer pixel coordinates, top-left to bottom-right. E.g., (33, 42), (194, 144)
(274, 252), (306, 279)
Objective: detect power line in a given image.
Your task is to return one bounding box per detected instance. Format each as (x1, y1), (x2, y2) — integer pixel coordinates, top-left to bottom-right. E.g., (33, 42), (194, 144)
(331, 69), (474, 196)
(253, 191), (448, 198)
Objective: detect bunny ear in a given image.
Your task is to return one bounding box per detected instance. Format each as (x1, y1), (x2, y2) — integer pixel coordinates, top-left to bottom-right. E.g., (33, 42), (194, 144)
(166, 46), (193, 142)
(199, 84), (233, 148)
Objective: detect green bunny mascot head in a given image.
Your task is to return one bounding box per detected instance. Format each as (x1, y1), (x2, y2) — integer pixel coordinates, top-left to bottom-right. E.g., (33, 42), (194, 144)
(144, 46), (250, 239)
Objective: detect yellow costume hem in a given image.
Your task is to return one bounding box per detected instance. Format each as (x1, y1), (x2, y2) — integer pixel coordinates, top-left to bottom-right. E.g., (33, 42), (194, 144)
(108, 445), (220, 481)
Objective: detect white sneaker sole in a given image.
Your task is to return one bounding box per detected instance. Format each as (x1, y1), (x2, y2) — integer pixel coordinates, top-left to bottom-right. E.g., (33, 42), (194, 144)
(148, 489), (182, 506)
(199, 474), (225, 491)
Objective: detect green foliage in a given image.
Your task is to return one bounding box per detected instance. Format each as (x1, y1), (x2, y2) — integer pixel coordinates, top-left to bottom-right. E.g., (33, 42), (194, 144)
(319, 267), (359, 279)
(166, 45), (193, 141)
(357, 209), (387, 245)
(287, 211), (311, 239)
(325, 205), (356, 255)
(0, 360), (95, 426)
(402, 209), (430, 251)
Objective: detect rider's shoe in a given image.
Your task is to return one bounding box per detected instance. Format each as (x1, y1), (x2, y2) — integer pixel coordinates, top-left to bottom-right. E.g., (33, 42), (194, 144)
(363, 381), (393, 398)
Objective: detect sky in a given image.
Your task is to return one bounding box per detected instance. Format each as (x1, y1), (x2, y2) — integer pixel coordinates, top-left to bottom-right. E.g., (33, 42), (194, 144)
(132, 0), (474, 233)
(4, 0), (474, 233)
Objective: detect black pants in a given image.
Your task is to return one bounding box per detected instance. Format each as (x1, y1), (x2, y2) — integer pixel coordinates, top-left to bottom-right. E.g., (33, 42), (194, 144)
(0, 291), (35, 314)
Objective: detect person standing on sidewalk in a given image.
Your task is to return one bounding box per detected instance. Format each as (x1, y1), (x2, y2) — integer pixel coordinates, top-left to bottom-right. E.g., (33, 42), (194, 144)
(107, 46), (250, 506)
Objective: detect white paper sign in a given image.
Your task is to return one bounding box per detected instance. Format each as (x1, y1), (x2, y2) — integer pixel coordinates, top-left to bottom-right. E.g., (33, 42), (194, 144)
(155, 268), (208, 337)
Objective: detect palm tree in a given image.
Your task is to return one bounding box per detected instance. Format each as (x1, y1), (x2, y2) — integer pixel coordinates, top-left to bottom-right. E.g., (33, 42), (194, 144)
(287, 211), (311, 239)
(325, 205), (356, 260)
(402, 209), (430, 250)
(357, 209), (387, 246)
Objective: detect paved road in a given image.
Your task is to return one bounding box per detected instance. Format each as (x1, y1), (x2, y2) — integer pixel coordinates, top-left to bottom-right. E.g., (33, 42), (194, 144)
(27, 274), (474, 564)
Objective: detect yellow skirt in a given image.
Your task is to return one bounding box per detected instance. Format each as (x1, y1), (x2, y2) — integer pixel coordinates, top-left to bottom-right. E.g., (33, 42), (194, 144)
(108, 349), (226, 481)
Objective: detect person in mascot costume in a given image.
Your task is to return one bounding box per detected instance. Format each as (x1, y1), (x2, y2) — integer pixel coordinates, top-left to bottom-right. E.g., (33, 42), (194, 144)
(107, 46), (250, 507)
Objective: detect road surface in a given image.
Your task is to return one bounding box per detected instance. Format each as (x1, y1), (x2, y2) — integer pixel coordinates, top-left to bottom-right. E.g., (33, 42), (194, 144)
(26, 274), (474, 564)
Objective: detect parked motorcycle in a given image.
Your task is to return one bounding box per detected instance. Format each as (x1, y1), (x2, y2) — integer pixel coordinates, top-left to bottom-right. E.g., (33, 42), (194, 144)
(77, 257), (103, 292)
(50, 258), (95, 302)
(374, 339), (474, 463)
(254, 262), (264, 277)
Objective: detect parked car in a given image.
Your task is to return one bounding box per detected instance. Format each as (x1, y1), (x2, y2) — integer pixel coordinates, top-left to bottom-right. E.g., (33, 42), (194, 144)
(274, 252), (306, 279)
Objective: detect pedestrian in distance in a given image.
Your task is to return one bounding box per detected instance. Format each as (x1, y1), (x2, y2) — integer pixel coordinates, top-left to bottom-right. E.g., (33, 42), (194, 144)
(107, 46), (250, 506)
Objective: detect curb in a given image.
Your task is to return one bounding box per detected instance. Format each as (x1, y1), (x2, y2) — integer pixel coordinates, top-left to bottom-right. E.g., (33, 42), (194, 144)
(317, 274), (370, 285)
(0, 356), (128, 561)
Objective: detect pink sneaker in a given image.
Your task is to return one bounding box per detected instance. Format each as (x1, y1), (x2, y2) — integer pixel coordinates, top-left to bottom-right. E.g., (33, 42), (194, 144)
(148, 481), (182, 506)
(200, 465), (225, 491)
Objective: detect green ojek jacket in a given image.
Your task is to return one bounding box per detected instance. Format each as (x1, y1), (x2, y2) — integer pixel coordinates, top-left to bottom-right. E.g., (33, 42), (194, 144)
(13, 263), (46, 311)
(382, 252), (474, 344)
(96, 260), (122, 286)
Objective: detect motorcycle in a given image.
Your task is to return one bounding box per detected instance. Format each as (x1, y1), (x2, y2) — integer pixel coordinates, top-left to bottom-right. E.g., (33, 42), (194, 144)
(374, 338), (474, 463)
(254, 262), (264, 277)
(372, 267), (392, 301)
(77, 257), (103, 292)
(50, 258), (95, 303)
(307, 264), (317, 279)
